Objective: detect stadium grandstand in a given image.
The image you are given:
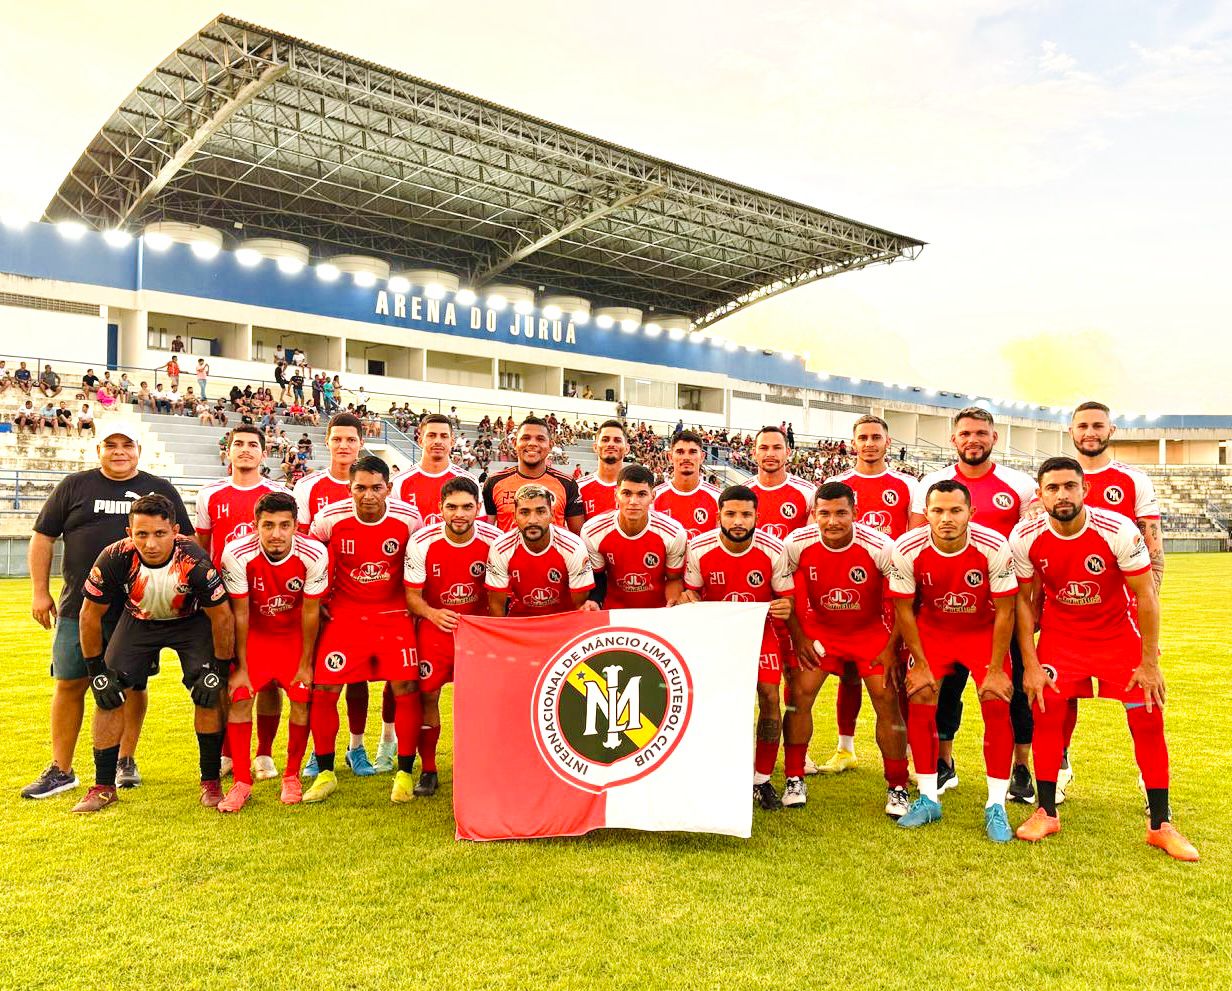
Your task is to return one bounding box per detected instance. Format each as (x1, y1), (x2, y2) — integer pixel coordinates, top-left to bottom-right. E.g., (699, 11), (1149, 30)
(1, 13), (1230, 572)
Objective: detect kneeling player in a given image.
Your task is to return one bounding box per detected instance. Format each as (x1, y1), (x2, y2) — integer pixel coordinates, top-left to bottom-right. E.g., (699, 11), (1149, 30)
(71, 495), (234, 813)
(405, 477), (501, 796)
(306, 456), (424, 804)
(219, 492), (328, 810)
(889, 480), (1017, 841)
(1011, 458), (1197, 860)
(681, 485), (794, 811)
(785, 482), (909, 815)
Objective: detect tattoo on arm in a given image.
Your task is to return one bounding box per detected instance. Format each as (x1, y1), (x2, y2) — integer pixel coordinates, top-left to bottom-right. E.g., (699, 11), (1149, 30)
(1138, 519), (1165, 592)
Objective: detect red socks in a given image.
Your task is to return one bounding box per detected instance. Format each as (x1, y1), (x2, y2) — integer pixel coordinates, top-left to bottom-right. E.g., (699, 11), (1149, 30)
(907, 703), (938, 778)
(1030, 698), (1066, 783)
(1127, 704), (1169, 789)
(310, 689), (340, 758)
(883, 758), (909, 788)
(754, 739), (779, 777)
(784, 743), (807, 779)
(226, 720), (253, 785)
(836, 674), (862, 737)
(979, 698), (1013, 779)
(1062, 697), (1079, 749)
(256, 713), (279, 758)
(286, 721), (310, 778)
(381, 682), (396, 723)
(345, 681), (368, 736)
(418, 725), (442, 772)
(394, 692), (423, 758)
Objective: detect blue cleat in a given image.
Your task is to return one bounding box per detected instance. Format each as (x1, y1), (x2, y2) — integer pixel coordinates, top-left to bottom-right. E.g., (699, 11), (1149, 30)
(302, 753), (319, 778)
(985, 803), (1013, 843)
(346, 745), (376, 776)
(897, 796), (943, 828)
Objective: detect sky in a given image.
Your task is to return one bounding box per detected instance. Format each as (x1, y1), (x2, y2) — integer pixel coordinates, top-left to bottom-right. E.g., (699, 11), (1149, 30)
(1, 1), (1229, 412)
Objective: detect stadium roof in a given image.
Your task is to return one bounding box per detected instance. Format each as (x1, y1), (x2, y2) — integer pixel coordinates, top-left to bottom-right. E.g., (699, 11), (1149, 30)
(45, 14), (924, 327)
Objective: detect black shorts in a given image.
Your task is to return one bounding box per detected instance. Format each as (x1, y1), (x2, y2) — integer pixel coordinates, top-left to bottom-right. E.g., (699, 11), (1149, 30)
(104, 612), (213, 693)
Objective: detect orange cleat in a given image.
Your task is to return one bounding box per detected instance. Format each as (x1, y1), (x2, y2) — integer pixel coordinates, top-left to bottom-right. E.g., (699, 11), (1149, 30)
(1146, 822), (1199, 862)
(1015, 807), (1061, 842)
(280, 775), (303, 805)
(217, 781), (251, 814)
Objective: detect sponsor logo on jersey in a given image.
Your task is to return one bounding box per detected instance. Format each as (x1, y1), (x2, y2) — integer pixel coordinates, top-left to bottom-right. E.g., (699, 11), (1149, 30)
(723, 591), (755, 602)
(382, 538), (400, 555)
(351, 561), (392, 584)
(1058, 580), (1102, 605)
(935, 590), (978, 613)
(643, 551), (661, 568)
(823, 588), (861, 610)
(882, 489), (900, 506)
(693, 507), (708, 524)
(176, 582), (192, 595)
(469, 560), (486, 578)
(532, 626), (692, 792)
(747, 570), (765, 587)
(286, 577), (304, 592)
(781, 503), (798, 520)
(992, 491), (1015, 511)
(1084, 555), (1106, 575)
(324, 651), (346, 672)
(258, 594), (296, 617)
(861, 510), (891, 531)
(547, 567), (563, 584)
(226, 523), (254, 542)
(849, 566), (868, 584)
(1103, 485), (1125, 506)
(525, 586), (561, 608)
(760, 523), (787, 539)
(616, 572), (652, 593)
(964, 569), (985, 588)
(440, 582), (477, 606)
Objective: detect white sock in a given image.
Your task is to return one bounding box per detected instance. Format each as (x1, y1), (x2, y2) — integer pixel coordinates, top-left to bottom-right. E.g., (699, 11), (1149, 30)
(986, 776), (1009, 808)
(380, 721), (397, 743)
(348, 733), (364, 750)
(838, 734), (855, 755)
(753, 771), (770, 785)
(918, 772), (939, 802)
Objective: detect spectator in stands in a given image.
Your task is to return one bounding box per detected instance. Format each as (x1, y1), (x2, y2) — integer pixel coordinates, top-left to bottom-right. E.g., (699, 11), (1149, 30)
(81, 368), (100, 398)
(289, 367), (305, 403)
(195, 358), (209, 400)
(15, 361), (33, 394)
(259, 406), (279, 433)
(274, 342), (285, 364)
(294, 347), (307, 366)
(38, 364), (62, 398)
(135, 381), (152, 413)
(54, 401), (74, 435)
(116, 373), (132, 403)
(39, 400), (58, 434)
(164, 355), (180, 389)
(218, 433), (229, 465)
(153, 382), (171, 414)
(15, 400), (39, 432)
(297, 433), (313, 460)
(196, 399), (215, 426)
(448, 406), (461, 431)
(274, 358), (288, 401)
(616, 399), (628, 419)
(170, 334), (185, 353)
(179, 386), (198, 415)
(581, 385), (594, 400)
(94, 384), (117, 412)
(786, 423), (796, 448)
(228, 384), (242, 408)
(0, 365), (13, 395)
(77, 403), (95, 437)
(322, 376), (336, 412)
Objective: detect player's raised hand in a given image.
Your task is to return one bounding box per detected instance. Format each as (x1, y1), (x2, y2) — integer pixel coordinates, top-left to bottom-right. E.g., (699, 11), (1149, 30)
(31, 590), (57, 630)
(432, 608), (460, 632)
(1021, 660), (1053, 712)
(978, 665), (1013, 703)
(1127, 661), (1166, 713)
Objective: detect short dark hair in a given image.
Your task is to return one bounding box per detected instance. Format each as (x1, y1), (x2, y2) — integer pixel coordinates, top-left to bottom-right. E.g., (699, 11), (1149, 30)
(671, 429), (704, 449)
(853, 414), (889, 434)
(254, 491), (297, 520)
(1037, 456), (1084, 483)
(229, 424), (266, 450)
(754, 425), (789, 447)
(1072, 401), (1110, 418)
(617, 464), (655, 488)
(419, 413), (452, 433)
(518, 415), (550, 434)
(349, 455), (390, 482)
(719, 484), (758, 509)
(129, 493), (175, 521)
(925, 479), (971, 506)
(327, 412), (363, 438)
(597, 419), (627, 437)
(953, 406), (995, 427)
(814, 481), (855, 507)
(440, 476), (480, 503)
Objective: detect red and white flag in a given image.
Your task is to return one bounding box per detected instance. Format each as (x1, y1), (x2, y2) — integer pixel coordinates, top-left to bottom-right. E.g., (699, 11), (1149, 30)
(453, 603), (765, 841)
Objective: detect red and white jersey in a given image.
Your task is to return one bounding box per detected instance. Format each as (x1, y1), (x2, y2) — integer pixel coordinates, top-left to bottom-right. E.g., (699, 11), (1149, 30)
(220, 533), (329, 632)
(912, 463), (1036, 538)
(1009, 508), (1151, 641)
(485, 525), (594, 616)
(309, 498), (422, 609)
(404, 520), (502, 614)
(684, 529), (794, 603)
(390, 463), (476, 526)
(577, 475), (618, 518)
(653, 480), (721, 539)
(785, 522), (894, 636)
(824, 468), (919, 539)
(194, 477), (287, 565)
(293, 470), (351, 530)
(889, 522), (1017, 635)
(1081, 461), (1161, 523)
(748, 474), (815, 540)
(580, 510), (687, 609)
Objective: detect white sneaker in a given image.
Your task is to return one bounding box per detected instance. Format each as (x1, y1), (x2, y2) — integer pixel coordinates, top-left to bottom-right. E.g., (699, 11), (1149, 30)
(253, 755), (279, 781)
(782, 776), (807, 808)
(220, 756), (233, 778)
(1057, 752), (1074, 792)
(885, 785), (910, 819)
(803, 754), (820, 776)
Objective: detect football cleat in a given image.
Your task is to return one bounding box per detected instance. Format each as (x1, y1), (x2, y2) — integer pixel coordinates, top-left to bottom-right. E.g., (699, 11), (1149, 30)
(818, 749), (857, 775)
(803, 754), (820, 776)
(1008, 764), (1035, 804)
(413, 771), (439, 797)
(217, 781), (252, 813)
(984, 803), (1013, 843)
(390, 770), (416, 804)
(937, 759), (958, 794)
(1146, 822), (1199, 862)
(302, 753), (320, 778)
(302, 769), (338, 803)
(897, 796), (942, 829)
(885, 786), (911, 819)
(753, 780), (783, 811)
(115, 757), (142, 789)
(200, 780), (223, 809)
(252, 755), (279, 781)
(345, 745), (376, 777)
(70, 785), (117, 813)
(1015, 807), (1061, 842)
(21, 763), (79, 800)
(372, 740), (398, 774)
(782, 776), (807, 808)
(220, 756), (233, 779)
(279, 775), (303, 805)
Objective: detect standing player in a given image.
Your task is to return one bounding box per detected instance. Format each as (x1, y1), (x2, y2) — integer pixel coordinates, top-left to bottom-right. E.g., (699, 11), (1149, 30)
(680, 486), (795, 810)
(293, 412), (390, 777)
(819, 414), (920, 776)
(218, 492), (328, 811)
(654, 430), (721, 539)
(785, 482), (910, 815)
(912, 407), (1036, 799)
(486, 485), (595, 616)
(71, 495), (234, 813)
(303, 456), (423, 804)
(1011, 458), (1197, 860)
(889, 480), (1018, 842)
(404, 477), (502, 796)
(577, 420), (631, 517)
(581, 465), (687, 609)
(483, 417), (585, 534)
(196, 425), (287, 782)
(390, 414), (475, 525)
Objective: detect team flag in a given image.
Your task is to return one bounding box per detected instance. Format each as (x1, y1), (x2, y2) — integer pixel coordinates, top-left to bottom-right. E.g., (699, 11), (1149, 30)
(452, 602), (765, 841)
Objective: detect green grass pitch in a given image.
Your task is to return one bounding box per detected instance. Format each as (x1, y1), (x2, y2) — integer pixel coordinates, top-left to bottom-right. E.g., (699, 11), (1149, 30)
(2, 557), (1229, 990)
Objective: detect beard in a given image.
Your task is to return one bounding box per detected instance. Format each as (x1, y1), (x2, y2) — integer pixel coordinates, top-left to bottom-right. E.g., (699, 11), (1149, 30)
(1072, 436), (1109, 457)
(720, 525), (753, 545)
(1049, 502), (1081, 522)
(958, 446), (991, 467)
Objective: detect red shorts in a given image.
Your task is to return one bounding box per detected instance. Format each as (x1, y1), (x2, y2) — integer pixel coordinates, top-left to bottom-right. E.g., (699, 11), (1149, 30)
(415, 620), (455, 693)
(245, 627), (310, 703)
(314, 608), (418, 685)
(916, 627), (1007, 684)
(757, 622), (798, 685)
(1037, 629), (1145, 703)
(800, 612), (891, 679)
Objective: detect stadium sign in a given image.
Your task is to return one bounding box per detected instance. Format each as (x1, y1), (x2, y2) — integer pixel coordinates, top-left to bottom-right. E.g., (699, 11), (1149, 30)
(373, 290), (578, 346)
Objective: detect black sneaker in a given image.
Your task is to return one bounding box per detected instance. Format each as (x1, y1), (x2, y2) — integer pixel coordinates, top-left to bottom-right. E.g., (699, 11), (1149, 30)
(21, 763), (79, 799)
(413, 771), (439, 797)
(116, 757), (142, 789)
(1008, 763), (1036, 804)
(753, 780), (783, 811)
(937, 758), (958, 794)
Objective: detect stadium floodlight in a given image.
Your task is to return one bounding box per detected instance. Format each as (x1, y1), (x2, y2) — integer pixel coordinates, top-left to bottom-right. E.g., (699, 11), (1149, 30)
(456, 287), (478, 306)
(353, 270), (377, 288)
(644, 323), (662, 338)
(595, 313), (614, 329)
(572, 309), (589, 324)
(668, 327), (687, 341)
(688, 331), (706, 344)
(724, 340), (739, 352)
(487, 293), (508, 311)
(102, 229), (132, 247)
(276, 257), (304, 275)
(57, 221), (87, 240)
(235, 247), (263, 267)
(425, 282), (447, 300)
(142, 230), (172, 251)
(514, 298), (535, 315)
(924, 388), (936, 397)
(816, 372), (829, 381)
(315, 262), (341, 282)
(542, 303), (562, 319)
(387, 275), (411, 293)
(190, 240), (220, 260)
(620, 319), (639, 333)
(1, 209), (31, 229)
